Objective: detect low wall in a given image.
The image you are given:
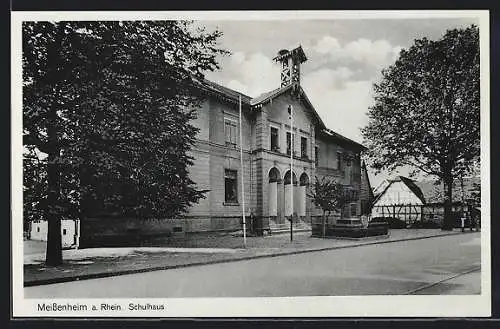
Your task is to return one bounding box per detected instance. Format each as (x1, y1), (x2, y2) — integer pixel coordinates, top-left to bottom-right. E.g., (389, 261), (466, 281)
(183, 216), (242, 233)
(80, 217), (177, 248)
(79, 216), (245, 248)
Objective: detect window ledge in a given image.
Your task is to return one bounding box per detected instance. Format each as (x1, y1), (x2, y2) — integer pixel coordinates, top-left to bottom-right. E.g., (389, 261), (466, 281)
(223, 202), (240, 206)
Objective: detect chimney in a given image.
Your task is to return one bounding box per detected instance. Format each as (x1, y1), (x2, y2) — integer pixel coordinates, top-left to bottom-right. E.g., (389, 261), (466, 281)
(273, 45), (308, 88)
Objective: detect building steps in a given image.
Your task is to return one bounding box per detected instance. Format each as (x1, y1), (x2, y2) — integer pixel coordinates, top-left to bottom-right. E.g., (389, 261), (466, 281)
(269, 220), (312, 234)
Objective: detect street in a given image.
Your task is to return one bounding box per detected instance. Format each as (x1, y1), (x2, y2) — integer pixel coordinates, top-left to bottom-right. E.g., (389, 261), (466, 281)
(24, 233), (481, 297)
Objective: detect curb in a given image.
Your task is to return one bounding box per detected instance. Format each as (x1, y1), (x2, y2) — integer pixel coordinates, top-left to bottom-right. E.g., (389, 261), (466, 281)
(24, 230), (474, 287)
(316, 234), (391, 241)
(403, 266), (481, 295)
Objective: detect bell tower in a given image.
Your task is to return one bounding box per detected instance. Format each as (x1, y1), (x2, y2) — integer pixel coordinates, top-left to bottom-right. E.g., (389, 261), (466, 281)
(273, 45), (308, 88)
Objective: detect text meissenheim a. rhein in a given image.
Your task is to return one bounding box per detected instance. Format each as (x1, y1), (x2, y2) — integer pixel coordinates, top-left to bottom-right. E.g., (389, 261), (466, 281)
(38, 302), (88, 312)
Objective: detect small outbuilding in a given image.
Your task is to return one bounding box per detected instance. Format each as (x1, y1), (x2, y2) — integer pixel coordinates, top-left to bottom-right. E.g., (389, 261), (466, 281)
(29, 219), (80, 249)
(371, 176), (426, 226)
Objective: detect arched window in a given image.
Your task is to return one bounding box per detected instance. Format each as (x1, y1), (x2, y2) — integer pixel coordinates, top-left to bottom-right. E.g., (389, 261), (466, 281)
(284, 170), (298, 186)
(299, 173), (309, 187)
(269, 167), (281, 183)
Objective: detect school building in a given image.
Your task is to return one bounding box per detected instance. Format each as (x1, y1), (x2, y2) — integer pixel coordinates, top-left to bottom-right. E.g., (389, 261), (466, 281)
(183, 46), (371, 233)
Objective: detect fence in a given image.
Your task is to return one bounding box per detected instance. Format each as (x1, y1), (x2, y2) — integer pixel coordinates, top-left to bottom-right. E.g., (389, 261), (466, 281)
(371, 204), (423, 226)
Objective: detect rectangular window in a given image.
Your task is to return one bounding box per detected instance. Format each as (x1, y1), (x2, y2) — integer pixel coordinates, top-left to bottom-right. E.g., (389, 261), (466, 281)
(224, 119), (238, 147)
(63, 229), (67, 235)
(301, 137), (308, 158)
(270, 127), (279, 152)
(337, 152), (342, 170)
(224, 169), (238, 203)
(286, 132), (295, 155)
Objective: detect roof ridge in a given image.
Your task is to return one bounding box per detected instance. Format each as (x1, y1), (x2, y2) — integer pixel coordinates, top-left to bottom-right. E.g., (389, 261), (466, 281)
(200, 78), (252, 101)
(200, 78), (365, 150)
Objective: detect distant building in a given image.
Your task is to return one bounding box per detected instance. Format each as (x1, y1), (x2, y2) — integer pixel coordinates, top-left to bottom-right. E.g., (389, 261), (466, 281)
(371, 176), (426, 225)
(416, 177), (480, 227)
(370, 175), (480, 228)
(29, 219), (80, 249)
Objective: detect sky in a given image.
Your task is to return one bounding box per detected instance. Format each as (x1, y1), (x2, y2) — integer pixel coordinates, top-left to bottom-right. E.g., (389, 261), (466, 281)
(198, 16), (478, 188)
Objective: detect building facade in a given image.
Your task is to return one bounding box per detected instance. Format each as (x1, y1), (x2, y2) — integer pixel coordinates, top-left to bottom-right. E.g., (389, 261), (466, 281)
(27, 46), (372, 247)
(184, 46), (369, 233)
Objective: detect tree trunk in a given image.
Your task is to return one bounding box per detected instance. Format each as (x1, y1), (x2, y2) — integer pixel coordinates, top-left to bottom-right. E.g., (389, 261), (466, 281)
(442, 173), (454, 231)
(322, 210), (326, 238)
(45, 145), (62, 266)
(44, 22), (66, 266)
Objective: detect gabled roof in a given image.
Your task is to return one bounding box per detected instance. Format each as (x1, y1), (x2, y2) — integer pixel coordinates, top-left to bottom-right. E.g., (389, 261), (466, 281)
(197, 79), (252, 106)
(320, 128), (366, 151)
(373, 180), (390, 196)
(197, 78), (366, 150)
(361, 161), (375, 201)
(251, 83), (327, 129)
(399, 176), (426, 204)
(250, 86), (288, 106)
(371, 176), (426, 206)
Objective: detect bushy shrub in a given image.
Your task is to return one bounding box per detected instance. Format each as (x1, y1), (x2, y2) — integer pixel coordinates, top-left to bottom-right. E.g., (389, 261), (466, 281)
(373, 217), (406, 229)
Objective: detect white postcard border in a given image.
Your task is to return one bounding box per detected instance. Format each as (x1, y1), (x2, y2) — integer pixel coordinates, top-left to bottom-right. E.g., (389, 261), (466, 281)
(11, 10), (491, 318)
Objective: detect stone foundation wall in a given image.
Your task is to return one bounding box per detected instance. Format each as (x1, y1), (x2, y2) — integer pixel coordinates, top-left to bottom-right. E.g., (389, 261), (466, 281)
(79, 216), (245, 248)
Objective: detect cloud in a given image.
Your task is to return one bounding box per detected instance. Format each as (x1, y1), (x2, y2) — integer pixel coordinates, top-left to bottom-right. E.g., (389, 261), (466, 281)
(216, 53), (375, 143)
(313, 36), (402, 69)
(314, 36), (342, 55)
(303, 66), (355, 89)
(302, 68), (374, 143)
(207, 38), (399, 143)
(220, 51), (280, 97)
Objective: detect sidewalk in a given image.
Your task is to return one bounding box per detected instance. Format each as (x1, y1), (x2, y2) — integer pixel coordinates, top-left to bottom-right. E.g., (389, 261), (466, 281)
(24, 229), (473, 286)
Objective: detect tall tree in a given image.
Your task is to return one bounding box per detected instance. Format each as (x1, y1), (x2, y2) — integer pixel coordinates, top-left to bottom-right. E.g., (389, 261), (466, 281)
(362, 25), (480, 230)
(308, 177), (350, 237)
(23, 21), (227, 265)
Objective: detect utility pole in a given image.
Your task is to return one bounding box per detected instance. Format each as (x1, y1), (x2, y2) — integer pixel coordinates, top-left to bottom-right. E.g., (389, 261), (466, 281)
(239, 95), (247, 247)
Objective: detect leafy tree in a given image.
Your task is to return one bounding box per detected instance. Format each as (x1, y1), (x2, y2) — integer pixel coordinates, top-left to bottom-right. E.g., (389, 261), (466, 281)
(362, 25), (480, 230)
(23, 21), (226, 266)
(308, 177), (349, 237)
(23, 147), (47, 235)
(469, 180), (481, 208)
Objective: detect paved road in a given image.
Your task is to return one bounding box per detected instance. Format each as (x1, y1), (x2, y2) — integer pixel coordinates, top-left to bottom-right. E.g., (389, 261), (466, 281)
(410, 269), (481, 295)
(25, 233), (481, 298)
